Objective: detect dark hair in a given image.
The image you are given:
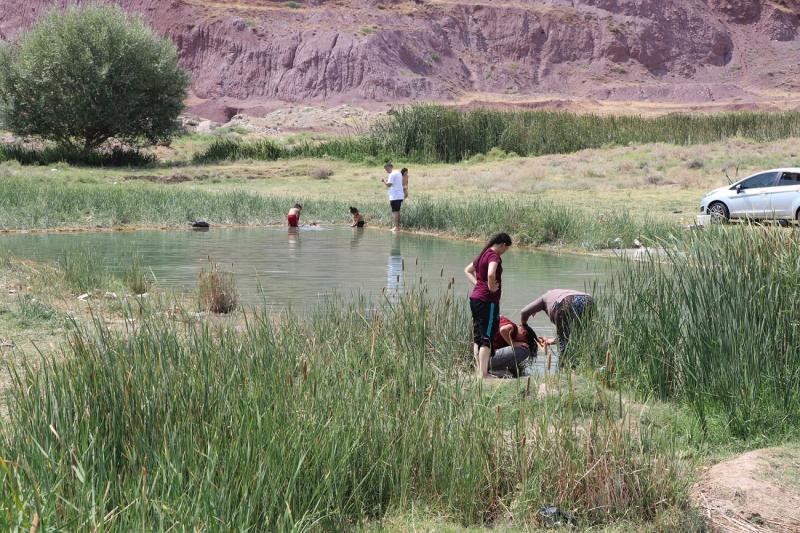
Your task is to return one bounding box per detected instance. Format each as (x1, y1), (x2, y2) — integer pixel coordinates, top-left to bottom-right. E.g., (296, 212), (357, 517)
(401, 167), (408, 175)
(474, 232), (512, 264)
(384, 162), (393, 169)
(349, 206), (359, 214)
(294, 203), (302, 209)
(522, 324), (538, 355)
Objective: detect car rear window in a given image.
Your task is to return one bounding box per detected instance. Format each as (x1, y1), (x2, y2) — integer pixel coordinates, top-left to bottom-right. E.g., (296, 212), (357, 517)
(779, 172), (800, 185)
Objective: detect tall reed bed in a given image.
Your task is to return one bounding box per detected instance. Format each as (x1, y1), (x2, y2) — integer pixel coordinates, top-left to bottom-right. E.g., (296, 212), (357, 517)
(574, 227), (800, 438)
(0, 290), (689, 530)
(196, 105), (800, 164)
(0, 178), (671, 249)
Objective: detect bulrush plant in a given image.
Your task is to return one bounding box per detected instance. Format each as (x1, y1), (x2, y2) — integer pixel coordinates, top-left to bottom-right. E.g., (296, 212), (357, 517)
(196, 105), (800, 164)
(0, 288), (690, 530)
(198, 258), (239, 314)
(121, 253), (150, 295)
(572, 226), (800, 438)
(58, 249), (110, 293)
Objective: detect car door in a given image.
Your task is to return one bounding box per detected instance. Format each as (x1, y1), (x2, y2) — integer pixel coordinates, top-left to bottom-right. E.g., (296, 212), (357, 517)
(727, 172), (780, 218)
(766, 172), (800, 218)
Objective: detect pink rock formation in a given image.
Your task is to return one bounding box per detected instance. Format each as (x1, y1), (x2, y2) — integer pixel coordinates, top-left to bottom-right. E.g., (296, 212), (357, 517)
(1, 0), (799, 119)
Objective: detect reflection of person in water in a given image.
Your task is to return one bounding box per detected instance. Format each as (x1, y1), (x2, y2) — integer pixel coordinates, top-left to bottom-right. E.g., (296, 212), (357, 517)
(350, 225), (364, 249)
(387, 234), (403, 294)
(287, 227), (300, 259)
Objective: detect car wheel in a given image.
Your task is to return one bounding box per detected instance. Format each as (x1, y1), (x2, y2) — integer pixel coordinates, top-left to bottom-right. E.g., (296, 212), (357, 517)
(708, 202), (729, 222)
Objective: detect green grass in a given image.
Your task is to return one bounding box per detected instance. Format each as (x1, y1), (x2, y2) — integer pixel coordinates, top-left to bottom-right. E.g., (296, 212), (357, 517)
(0, 289), (693, 530)
(121, 254), (151, 295)
(195, 105), (800, 164)
(0, 177), (674, 249)
(573, 227), (800, 439)
(0, 144), (155, 166)
(58, 249), (112, 293)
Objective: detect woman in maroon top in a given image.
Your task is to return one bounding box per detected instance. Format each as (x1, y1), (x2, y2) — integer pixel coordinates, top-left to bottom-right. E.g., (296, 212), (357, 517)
(464, 232), (512, 379)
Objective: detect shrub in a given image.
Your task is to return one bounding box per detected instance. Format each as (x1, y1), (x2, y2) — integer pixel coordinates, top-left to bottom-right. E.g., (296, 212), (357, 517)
(0, 5), (190, 151)
(311, 167), (333, 179)
(198, 259), (239, 314)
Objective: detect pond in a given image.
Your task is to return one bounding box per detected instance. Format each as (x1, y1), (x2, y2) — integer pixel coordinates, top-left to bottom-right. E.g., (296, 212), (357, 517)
(1, 227), (614, 369)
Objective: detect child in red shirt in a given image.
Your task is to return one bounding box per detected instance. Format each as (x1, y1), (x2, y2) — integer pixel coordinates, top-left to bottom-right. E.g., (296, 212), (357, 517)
(287, 204), (302, 227)
(490, 315), (538, 377)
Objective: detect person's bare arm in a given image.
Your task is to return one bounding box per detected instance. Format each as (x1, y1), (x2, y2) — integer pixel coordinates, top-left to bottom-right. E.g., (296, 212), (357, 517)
(499, 324), (514, 346)
(403, 174), (409, 198)
(487, 261), (499, 292)
(520, 296), (545, 323)
(464, 262), (477, 286)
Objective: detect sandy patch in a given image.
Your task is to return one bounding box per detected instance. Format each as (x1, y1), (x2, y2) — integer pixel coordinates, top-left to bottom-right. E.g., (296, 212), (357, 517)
(692, 447), (800, 531)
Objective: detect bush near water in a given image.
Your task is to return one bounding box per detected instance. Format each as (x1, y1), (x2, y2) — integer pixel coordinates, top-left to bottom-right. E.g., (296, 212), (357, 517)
(0, 5), (188, 153)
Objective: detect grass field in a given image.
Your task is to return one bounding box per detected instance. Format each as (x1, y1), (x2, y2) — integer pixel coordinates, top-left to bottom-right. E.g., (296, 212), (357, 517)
(1, 231), (796, 530)
(2, 112), (800, 529)
(2, 135), (798, 237)
(0, 259), (703, 531)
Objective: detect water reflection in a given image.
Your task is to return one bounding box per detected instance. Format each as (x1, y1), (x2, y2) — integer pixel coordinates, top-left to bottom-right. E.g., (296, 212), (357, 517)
(287, 227), (300, 260)
(0, 227), (612, 329)
(387, 234), (404, 295)
(350, 227), (364, 249)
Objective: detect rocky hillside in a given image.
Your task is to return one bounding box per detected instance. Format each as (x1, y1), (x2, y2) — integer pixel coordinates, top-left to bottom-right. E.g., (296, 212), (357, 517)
(2, 0), (800, 120)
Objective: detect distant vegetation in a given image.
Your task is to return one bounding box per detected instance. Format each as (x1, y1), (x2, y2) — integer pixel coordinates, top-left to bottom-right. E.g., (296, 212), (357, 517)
(0, 177), (671, 249)
(0, 144), (156, 167)
(0, 5), (188, 155)
(196, 105), (800, 164)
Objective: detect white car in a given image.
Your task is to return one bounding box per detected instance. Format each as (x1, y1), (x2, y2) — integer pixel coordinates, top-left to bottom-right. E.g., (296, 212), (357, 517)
(700, 168), (800, 223)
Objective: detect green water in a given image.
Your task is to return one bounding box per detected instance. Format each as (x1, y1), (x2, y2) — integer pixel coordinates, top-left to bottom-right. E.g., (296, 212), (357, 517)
(0, 227), (612, 337)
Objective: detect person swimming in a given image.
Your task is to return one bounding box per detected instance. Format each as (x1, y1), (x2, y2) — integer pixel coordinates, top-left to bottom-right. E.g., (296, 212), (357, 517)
(287, 203), (302, 228)
(349, 206), (365, 228)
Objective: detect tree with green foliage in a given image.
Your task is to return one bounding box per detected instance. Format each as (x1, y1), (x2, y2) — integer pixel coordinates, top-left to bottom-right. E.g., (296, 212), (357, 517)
(0, 5), (190, 151)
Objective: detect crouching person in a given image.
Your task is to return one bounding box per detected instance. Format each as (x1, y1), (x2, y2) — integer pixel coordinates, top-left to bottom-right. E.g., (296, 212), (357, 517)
(520, 289), (593, 367)
(490, 315), (538, 378)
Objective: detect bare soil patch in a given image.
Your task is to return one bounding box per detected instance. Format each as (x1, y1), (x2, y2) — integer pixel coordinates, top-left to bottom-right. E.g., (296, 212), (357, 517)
(123, 173), (193, 184)
(692, 446), (800, 531)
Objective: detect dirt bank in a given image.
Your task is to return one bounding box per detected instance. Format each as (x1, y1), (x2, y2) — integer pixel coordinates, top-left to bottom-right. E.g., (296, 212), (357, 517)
(692, 446), (800, 532)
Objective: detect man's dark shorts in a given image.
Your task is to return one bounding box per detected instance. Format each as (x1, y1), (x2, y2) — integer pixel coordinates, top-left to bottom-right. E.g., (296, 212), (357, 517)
(390, 199), (403, 212)
(470, 298), (499, 348)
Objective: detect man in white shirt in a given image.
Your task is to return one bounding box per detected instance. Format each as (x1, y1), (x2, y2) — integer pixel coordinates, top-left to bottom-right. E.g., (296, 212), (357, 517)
(381, 162), (405, 232)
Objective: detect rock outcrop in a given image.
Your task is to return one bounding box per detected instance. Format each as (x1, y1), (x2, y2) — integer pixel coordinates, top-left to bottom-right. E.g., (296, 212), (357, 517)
(1, 0), (799, 119)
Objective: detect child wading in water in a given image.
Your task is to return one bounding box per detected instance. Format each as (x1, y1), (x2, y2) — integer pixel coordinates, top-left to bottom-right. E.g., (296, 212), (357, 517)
(287, 204), (302, 227)
(349, 207), (365, 228)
